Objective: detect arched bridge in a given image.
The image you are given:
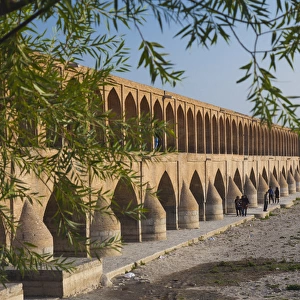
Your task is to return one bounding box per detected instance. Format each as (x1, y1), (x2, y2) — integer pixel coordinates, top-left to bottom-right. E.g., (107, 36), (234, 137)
(91, 75), (299, 249)
(9, 71), (300, 259)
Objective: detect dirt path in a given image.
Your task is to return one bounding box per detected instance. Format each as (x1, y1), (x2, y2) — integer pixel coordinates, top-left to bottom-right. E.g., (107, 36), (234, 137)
(71, 201), (300, 299)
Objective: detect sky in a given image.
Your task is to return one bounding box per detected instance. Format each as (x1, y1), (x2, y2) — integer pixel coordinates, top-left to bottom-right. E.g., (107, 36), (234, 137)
(114, 23), (256, 115)
(102, 11), (300, 118)
(37, 3), (300, 118)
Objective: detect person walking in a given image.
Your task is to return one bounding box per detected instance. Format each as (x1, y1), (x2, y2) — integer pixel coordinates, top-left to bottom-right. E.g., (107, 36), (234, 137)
(263, 191), (269, 211)
(268, 186), (274, 204)
(275, 187), (280, 203)
(241, 195), (250, 216)
(235, 196), (242, 216)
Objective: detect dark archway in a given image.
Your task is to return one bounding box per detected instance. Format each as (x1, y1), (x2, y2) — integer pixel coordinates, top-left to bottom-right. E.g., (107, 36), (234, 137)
(233, 168), (243, 193)
(205, 113), (211, 154)
(212, 115), (219, 154)
(190, 171), (205, 221)
(250, 168), (256, 188)
(187, 108), (195, 153)
(177, 105), (186, 152)
(262, 167), (268, 184)
(140, 96), (151, 151)
(44, 182), (86, 257)
(273, 166), (278, 180)
(108, 88), (122, 146)
(166, 103), (175, 150)
(282, 166), (286, 179)
(157, 172), (177, 230)
(125, 92), (138, 150)
(214, 169), (225, 212)
(197, 111), (204, 153)
(112, 178), (139, 242)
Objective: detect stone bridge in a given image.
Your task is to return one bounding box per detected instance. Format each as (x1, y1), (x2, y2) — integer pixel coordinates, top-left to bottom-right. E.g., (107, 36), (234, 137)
(90, 75), (299, 249)
(6, 71), (300, 259)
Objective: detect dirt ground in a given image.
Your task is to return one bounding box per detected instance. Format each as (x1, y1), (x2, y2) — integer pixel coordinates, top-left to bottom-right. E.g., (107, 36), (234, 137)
(71, 200), (300, 300)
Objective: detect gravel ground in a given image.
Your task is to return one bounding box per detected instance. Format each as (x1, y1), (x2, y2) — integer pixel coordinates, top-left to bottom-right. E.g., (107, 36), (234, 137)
(70, 201), (300, 300)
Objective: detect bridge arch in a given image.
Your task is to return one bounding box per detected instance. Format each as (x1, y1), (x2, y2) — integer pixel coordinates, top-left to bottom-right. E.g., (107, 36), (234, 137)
(166, 103), (175, 149)
(214, 169), (226, 212)
(197, 111), (204, 153)
(107, 88), (122, 145)
(262, 167), (268, 184)
(212, 115), (219, 154)
(232, 120), (238, 154)
(250, 168), (257, 188)
(112, 178), (139, 242)
(177, 105), (186, 152)
(253, 125), (257, 155)
(226, 117), (231, 154)
(282, 166), (286, 179)
(125, 92), (137, 149)
(187, 108), (196, 153)
(273, 166), (278, 180)
(157, 171), (177, 230)
(189, 171), (205, 221)
(233, 168), (243, 193)
(219, 116), (225, 154)
(205, 112), (211, 154)
(238, 121), (243, 155)
(257, 127), (262, 155)
(244, 124), (249, 155)
(140, 96), (151, 151)
(43, 182), (87, 257)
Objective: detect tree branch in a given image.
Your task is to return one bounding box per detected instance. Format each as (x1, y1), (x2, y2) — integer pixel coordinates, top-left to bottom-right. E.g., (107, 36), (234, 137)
(0, 0), (34, 17)
(0, 0), (61, 44)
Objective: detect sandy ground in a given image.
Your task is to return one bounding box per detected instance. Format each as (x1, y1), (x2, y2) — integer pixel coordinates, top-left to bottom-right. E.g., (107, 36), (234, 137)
(71, 201), (300, 300)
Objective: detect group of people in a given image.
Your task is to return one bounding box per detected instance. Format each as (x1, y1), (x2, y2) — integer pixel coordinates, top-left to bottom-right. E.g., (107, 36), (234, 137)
(234, 195), (250, 217)
(263, 186), (280, 211)
(235, 186), (280, 215)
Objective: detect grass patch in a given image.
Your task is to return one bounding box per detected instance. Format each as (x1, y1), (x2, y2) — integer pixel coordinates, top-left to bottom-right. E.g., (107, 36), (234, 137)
(286, 284), (300, 290)
(159, 259), (300, 288)
(269, 212), (277, 217)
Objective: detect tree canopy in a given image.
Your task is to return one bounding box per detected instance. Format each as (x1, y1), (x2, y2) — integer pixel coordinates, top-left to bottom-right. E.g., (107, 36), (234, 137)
(0, 0), (300, 285)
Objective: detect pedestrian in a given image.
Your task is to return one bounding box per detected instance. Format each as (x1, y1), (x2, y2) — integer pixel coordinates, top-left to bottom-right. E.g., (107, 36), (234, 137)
(267, 186), (274, 204)
(234, 196), (242, 216)
(241, 194), (250, 216)
(154, 135), (159, 149)
(275, 187), (280, 203)
(263, 191), (269, 211)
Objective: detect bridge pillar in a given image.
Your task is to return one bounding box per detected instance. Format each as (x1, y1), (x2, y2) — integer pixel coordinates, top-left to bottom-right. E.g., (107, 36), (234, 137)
(287, 170), (296, 194)
(141, 185), (166, 241)
(294, 170), (300, 192)
(13, 200), (53, 255)
(205, 180), (223, 221)
(90, 196), (121, 257)
(226, 177), (242, 214)
(279, 172), (289, 197)
(178, 181), (199, 229)
(269, 172), (280, 192)
(244, 175), (257, 208)
(258, 174), (269, 205)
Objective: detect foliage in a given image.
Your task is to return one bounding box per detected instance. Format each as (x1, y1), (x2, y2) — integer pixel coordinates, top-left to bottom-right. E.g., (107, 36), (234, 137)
(2, 1), (300, 128)
(0, 0), (173, 284)
(0, 0), (300, 286)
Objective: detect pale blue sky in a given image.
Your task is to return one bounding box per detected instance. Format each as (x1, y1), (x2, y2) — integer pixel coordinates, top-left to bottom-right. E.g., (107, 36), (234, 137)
(37, 4), (300, 118)
(115, 23), (255, 115)
(105, 13), (300, 117)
